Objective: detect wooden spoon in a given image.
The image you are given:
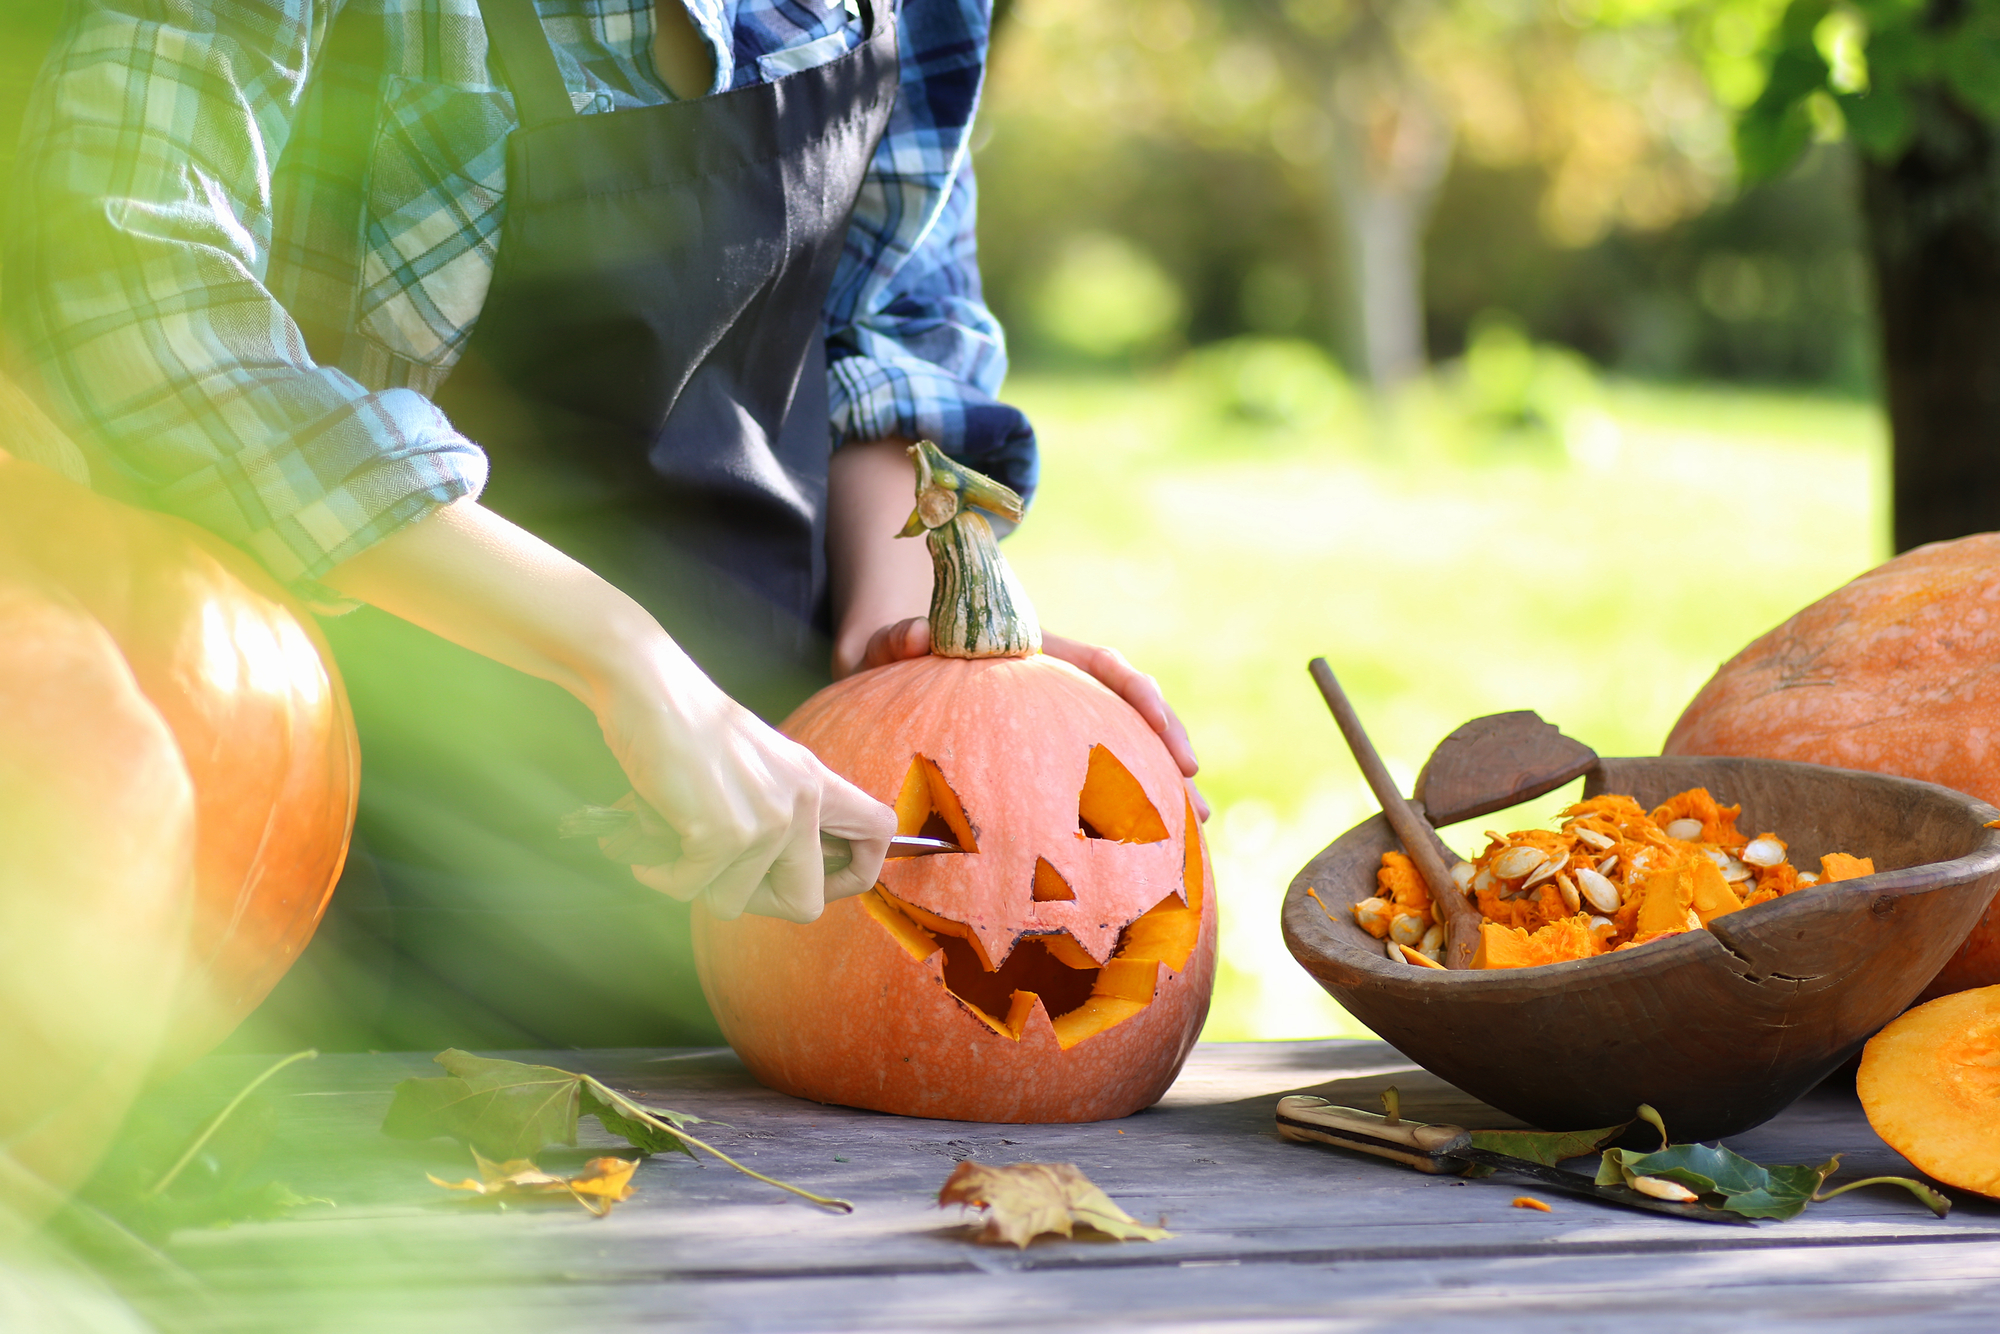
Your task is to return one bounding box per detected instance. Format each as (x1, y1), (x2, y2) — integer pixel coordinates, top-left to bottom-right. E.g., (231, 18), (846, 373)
(1307, 658), (1482, 969)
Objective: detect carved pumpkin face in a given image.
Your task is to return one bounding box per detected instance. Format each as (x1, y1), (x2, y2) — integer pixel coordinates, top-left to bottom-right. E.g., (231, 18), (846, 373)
(691, 654), (1216, 1123)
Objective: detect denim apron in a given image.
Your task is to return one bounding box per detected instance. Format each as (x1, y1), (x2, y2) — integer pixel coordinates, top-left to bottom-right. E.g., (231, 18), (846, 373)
(267, 0), (900, 1051)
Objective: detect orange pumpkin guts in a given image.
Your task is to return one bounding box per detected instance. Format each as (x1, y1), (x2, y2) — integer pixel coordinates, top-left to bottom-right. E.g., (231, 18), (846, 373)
(1857, 985), (2000, 1199)
(692, 442), (1214, 1122)
(1348, 789), (1870, 971)
(0, 428), (359, 1065)
(1664, 534), (2000, 998)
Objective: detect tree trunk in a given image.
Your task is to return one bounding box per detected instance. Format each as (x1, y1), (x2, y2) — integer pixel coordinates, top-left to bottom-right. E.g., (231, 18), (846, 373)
(1323, 59), (1452, 389)
(1328, 113), (1450, 388)
(1863, 91), (2000, 553)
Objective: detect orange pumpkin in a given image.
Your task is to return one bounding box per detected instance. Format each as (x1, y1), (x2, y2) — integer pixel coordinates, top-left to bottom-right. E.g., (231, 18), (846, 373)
(1664, 535), (2000, 998)
(692, 444), (1215, 1122)
(0, 552), (194, 1217)
(0, 408), (358, 1062)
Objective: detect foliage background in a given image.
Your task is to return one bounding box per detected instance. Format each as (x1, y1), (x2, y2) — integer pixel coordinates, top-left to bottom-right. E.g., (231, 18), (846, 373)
(0, 0), (1897, 1040)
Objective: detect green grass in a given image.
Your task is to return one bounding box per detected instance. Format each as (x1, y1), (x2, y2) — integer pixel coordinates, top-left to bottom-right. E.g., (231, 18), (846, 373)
(999, 349), (1889, 1040)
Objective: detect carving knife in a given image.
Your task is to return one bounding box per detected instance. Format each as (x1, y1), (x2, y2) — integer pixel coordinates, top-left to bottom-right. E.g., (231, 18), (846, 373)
(1276, 1096), (1753, 1225)
(559, 802), (961, 872)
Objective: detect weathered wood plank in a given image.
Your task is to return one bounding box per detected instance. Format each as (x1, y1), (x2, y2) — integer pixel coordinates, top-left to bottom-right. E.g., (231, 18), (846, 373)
(102, 1041), (2000, 1332)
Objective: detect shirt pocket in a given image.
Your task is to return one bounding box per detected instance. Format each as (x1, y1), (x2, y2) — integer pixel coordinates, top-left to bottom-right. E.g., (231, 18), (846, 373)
(356, 75), (515, 372)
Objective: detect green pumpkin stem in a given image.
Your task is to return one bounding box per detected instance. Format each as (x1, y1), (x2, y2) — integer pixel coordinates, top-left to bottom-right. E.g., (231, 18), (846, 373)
(898, 440), (1041, 659)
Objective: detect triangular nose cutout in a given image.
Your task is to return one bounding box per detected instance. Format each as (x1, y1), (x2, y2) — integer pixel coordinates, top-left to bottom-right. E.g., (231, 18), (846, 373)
(1077, 745), (1169, 843)
(894, 754), (978, 852)
(1032, 857), (1076, 901)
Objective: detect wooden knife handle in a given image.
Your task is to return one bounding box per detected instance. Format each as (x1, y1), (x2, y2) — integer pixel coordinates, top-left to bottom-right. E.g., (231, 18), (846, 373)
(1276, 1095), (1473, 1174)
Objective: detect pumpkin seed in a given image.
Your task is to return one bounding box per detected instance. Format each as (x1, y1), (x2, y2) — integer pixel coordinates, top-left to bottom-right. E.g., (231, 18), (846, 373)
(1390, 913), (1427, 947)
(1354, 896), (1393, 937)
(1472, 866), (1497, 895)
(1575, 866), (1621, 914)
(1588, 914), (1614, 932)
(1450, 860), (1476, 891)
(1522, 851), (1568, 889)
(1491, 845), (1548, 880)
(1720, 856), (1752, 884)
(1556, 872), (1581, 915)
(1664, 817), (1704, 841)
(1385, 938), (1405, 962)
(1798, 872), (1821, 888)
(1596, 854), (1619, 876)
(1630, 1175), (1699, 1203)
(1573, 826), (1616, 851)
(1420, 923), (1444, 956)
(1742, 836), (1787, 868)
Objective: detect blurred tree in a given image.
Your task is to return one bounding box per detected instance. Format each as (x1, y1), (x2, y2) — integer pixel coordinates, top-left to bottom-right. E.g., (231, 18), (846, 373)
(981, 0), (1753, 386)
(1733, 0), (2000, 551)
(1236, 0), (1454, 387)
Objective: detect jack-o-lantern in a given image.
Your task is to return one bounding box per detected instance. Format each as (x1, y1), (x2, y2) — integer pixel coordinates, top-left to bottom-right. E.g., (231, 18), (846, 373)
(691, 444), (1216, 1122)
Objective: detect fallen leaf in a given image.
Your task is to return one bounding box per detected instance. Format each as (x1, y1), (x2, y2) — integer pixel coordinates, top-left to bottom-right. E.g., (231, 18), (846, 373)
(1471, 1122), (1629, 1167)
(937, 1162), (1171, 1248)
(384, 1051), (851, 1212)
(1594, 1106), (1949, 1221)
(1511, 1196), (1552, 1211)
(430, 1151), (638, 1216)
(384, 1050), (700, 1161)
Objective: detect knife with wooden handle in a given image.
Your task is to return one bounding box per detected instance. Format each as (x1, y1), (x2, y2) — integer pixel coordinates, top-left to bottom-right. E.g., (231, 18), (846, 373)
(559, 803), (961, 872)
(1276, 1096), (1752, 1225)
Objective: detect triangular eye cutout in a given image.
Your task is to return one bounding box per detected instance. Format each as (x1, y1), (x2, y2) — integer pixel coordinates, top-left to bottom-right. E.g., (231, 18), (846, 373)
(1077, 745), (1169, 843)
(894, 754), (978, 852)
(1032, 857), (1076, 901)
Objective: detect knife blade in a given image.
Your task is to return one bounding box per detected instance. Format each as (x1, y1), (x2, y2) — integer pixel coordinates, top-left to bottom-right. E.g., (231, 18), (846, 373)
(558, 802), (962, 872)
(1275, 1095), (1753, 1225)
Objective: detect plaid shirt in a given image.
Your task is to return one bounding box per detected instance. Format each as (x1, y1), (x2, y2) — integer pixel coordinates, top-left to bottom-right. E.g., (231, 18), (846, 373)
(3, 0), (1032, 593)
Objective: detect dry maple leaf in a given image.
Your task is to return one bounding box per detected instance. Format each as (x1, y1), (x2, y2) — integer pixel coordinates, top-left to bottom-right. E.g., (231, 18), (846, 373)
(937, 1162), (1171, 1248)
(429, 1150), (638, 1217)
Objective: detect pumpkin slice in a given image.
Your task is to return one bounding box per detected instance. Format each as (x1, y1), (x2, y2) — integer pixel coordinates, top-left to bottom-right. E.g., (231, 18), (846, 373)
(1858, 985), (2000, 1198)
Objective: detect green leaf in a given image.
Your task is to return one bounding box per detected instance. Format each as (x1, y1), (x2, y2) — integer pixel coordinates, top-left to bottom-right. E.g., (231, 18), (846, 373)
(382, 1050), (584, 1160)
(1470, 1122), (1629, 1167)
(580, 1077), (699, 1159)
(1594, 1139), (1941, 1222)
(1814, 1170), (1952, 1217)
(382, 1052), (853, 1212)
(383, 1052), (708, 1161)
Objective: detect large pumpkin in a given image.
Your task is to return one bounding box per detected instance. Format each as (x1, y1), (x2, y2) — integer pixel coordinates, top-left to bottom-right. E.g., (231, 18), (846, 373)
(1664, 534), (2000, 998)
(0, 384), (359, 1063)
(692, 444), (1215, 1122)
(0, 547), (195, 1222)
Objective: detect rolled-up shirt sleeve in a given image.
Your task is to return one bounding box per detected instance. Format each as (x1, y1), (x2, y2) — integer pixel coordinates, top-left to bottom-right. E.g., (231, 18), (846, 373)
(2, 0), (486, 593)
(823, 0), (1036, 509)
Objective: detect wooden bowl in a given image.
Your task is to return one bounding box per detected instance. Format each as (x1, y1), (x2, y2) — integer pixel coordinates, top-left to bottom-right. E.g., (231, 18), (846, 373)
(1282, 755), (2000, 1141)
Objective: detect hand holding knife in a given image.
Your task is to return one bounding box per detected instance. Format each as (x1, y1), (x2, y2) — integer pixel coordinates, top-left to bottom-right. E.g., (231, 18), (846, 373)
(1276, 1095), (1751, 1225)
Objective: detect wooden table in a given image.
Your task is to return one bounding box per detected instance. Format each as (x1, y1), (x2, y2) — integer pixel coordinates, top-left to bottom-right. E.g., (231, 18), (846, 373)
(122, 1041), (2000, 1331)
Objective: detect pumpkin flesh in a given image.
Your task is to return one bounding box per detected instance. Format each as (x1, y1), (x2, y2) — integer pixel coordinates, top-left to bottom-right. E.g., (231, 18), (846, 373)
(1858, 985), (2000, 1198)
